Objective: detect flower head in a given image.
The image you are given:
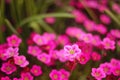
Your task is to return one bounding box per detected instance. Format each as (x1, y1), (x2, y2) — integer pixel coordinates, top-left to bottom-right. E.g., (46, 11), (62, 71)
(30, 65), (42, 76)
(49, 69), (61, 80)
(21, 72), (33, 80)
(14, 55), (29, 67)
(64, 44), (81, 61)
(1, 76), (11, 80)
(1, 62), (16, 74)
(59, 69), (70, 80)
(91, 68), (106, 80)
(7, 34), (22, 47)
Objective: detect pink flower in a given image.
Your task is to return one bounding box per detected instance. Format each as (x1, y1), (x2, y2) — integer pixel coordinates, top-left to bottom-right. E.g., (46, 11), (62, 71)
(95, 24), (107, 34)
(110, 58), (120, 67)
(100, 14), (111, 24)
(43, 32), (56, 42)
(30, 65), (42, 76)
(77, 53), (89, 64)
(21, 72), (33, 80)
(57, 35), (70, 45)
(49, 69), (61, 80)
(13, 78), (22, 80)
(100, 63), (112, 75)
(45, 17), (56, 24)
(91, 52), (101, 61)
(59, 69), (70, 80)
(91, 35), (101, 46)
(112, 67), (120, 76)
(27, 46), (41, 57)
(14, 55), (29, 67)
(37, 53), (51, 64)
(56, 49), (67, 62)
(110, 29), (120, 39)
(72, 10), (87, 23)
(0, 49), (9, 61)
(1, 62), (16, 74)
(101, 37), (115, 50)
(49, 50), (58, 60)
(112, 3), (120, 14)
(83, 20), (96, 32)
(1, 76), (11, 80)
(5, 47), (19, 58)
(80, 33), (93, 43)
(64, 44), (81, 61)
(33, 34), (47, 46)
(7, 34), (22, 47)
(91, 68), (106, 80)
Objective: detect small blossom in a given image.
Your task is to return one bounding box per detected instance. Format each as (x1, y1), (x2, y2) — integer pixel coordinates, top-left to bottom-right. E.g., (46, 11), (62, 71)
(30, 65), (42, 76)
(45, 17), (56, 24)
(5, 47), (19, 58)
(91, 68), (106, 80)
(77, 53), (89, 64)
(27, 46), (41, 57)
(37, 53), (51, 64)
(1, 76), (11, 80)
(91, 52), (101, 61)
(1, 62), (16, 74)
(112, 67), (120, 76)
(49, 69), (61, 80)
(100, 14), (111, 24)
(14, 55), (29, 67)
(7, 34), (22, 47)
(21, 72), (33, 80)
(64, 44), (81, 61)
(100, 63), (112, 75)
(59, 69), (70, 80)
(101, 37), (115, 50)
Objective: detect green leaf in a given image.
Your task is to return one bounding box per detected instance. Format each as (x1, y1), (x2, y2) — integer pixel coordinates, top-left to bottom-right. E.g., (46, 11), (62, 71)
(4, 19), (19, 36)
(18, 13), (74, 26)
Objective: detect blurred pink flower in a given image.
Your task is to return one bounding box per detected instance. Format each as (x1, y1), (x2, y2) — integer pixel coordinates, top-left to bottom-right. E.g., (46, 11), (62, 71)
(100, 14), (111, 25)
(5, 47), (19, 58)
(27, 46), (41, 57)
(91, 52), (101, 61)
(59, 69), (70, 80)
(21, 72), (33, 80)
(30, 65), (42, 76)
(101, 37), (115, 50)
(37, 53), (51, 64)
(14, 55), (29, 67)
(91, 68), (106, 80)
(64, 44), (81, 61)
(49, 69), (61, 80)
(1, 76), (11, 80)
(110, 29), (120, 39)
(95, 24), (107, 34)
(1, 62), (16, 74)
(112, 3), (120, 14)
(7, 35), (22, 47)
(112, 67), (120, 76)
(100, 63), (112, 75)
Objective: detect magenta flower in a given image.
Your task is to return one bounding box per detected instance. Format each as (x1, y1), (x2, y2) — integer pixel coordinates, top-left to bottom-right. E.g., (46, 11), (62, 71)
(37, 53), (51, 64)
(100, 63), (112, 75)
(81, 33), (93, 43)
(64, 44), (81, 61)
(7, 34), (22, 47)
(59, 69), (70, 80)
(100, 14), (111, 24)
(95, 24), (107, 34)
(101, 37), (115, 50)
(77, 53), (89, 64)
(91, 52), (101, 61)
(56, 49), (67, 62)
(57, 35), (70, 45)
(21, 72), (33, 80)
(91, 68), (106, 80)
(110, 58), (120, 67)
(30, 65), (42, 76)
(14, 55), (29, 67)
(49, 69), (61, 80)
(1, 62), (16, 74)
(112, 67), (120, 76)
(13, 78), (22, 80)
(1, 76), (11, 80)
(33, 34), (47, 46)
(110, 29), (120, 39)
(5, 47), (19, 58)
(27, 46), (41, 57)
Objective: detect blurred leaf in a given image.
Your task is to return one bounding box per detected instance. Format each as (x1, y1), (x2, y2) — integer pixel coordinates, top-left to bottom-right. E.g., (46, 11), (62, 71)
(105, 9), (120, 26)
(4, 19), (19, 36)
(37, 20), (55, 33)
(29, 22), (41, 33)
(19, 13), (74, 26)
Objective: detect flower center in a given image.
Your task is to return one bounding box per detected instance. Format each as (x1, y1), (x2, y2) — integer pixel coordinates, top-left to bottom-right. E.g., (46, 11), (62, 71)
(69, 50), (75, 54)
(53, 74), (58, 79)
